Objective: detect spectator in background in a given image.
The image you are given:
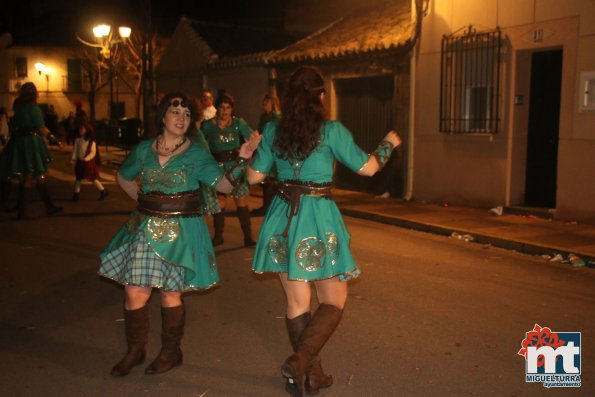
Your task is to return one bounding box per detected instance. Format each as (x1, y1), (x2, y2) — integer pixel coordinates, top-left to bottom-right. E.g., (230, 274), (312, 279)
(252, 93), (281, 216)
(200, 89), (216, 121)
(63, 111), (76, 145)
(0, 106), (9, 146)
(74, 98), (89, 127)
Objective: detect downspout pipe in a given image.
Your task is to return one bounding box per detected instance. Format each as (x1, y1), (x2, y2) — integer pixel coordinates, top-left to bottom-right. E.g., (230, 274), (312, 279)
(404, 0), (426, 200)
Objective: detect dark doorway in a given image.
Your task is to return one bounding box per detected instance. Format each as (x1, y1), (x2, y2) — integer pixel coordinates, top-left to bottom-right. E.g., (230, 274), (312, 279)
(335, 75), (400, 195)
(525, 50), (562, 208)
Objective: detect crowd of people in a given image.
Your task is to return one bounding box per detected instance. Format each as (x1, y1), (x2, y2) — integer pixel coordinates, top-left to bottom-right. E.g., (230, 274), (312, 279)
(0, 67), (402, 396)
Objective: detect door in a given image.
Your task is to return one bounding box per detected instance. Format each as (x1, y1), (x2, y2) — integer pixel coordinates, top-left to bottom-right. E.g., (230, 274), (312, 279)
(335, 75), (398, 194)
(525, 50), (562, 208)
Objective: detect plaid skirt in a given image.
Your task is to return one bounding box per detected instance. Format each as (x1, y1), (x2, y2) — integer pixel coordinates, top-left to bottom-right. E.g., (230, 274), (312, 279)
(99, 232), (189, 291)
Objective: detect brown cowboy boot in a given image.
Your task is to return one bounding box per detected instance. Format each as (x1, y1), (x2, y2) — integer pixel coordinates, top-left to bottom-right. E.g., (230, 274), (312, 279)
(145, 304), (185, 375)
(111, 305), (149, 376)
(281, 304), (343, 396)
(212, 210), (225, 246)
(237, 206), (256, 247)
(286, 312), (333, 396)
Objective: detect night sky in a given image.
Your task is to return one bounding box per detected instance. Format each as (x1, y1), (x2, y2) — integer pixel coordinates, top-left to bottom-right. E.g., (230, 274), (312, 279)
(1, 0), (286, 46)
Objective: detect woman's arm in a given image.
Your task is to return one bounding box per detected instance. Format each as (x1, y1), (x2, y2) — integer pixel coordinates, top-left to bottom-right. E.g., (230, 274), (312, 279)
(357, 131), (402, 176)
(214, 131), (262, 193)
(117, 173), (139, 201)
(247, 166), (266, 185)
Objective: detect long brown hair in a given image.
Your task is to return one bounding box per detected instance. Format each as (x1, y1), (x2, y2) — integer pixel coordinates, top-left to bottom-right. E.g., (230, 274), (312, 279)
(274, 66), (326, 161)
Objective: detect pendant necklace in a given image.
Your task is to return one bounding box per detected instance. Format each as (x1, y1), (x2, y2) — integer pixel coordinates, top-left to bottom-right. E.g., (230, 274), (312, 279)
(157, 136), (186, 157)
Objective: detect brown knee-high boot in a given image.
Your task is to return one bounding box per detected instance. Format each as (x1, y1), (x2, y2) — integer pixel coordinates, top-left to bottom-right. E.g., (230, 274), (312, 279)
(286, 312), (333, 396)
(281, 304), (343, 396)
(212, 210), (225, 246)
(111, 305), (149, 376)
(36, 175), (63, 216)
(237, 206), (256, 247)
(145, 304), (185, 375)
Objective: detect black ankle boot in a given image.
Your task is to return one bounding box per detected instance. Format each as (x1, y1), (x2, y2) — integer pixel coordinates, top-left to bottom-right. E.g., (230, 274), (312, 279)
(212, 210), (225, 246)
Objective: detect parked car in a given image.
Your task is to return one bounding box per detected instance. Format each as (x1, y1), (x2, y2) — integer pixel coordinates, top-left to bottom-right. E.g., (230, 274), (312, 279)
(116, 118), (144, 150)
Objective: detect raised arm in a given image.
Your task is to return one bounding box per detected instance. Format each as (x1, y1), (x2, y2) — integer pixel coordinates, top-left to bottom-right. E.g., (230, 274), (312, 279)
(357, 131), (402, 176)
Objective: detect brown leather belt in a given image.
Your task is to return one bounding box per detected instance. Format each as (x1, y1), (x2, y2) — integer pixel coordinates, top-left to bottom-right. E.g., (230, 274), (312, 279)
(213, 149), (239, 162)
(137, 190), (203, 217)
(276, 180), (333, 237)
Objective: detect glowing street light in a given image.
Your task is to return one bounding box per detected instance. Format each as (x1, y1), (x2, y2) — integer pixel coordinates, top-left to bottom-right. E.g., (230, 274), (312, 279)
(34, 62), (50, 92)
(83, 23), (132, 122)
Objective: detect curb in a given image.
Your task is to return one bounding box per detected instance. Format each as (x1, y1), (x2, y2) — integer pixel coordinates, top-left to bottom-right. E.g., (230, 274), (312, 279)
(339, 208), (595, 269)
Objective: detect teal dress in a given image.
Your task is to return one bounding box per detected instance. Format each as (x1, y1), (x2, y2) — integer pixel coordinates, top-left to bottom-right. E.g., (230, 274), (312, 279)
(201, 117), (253, 197)
(99, 139), (224, 291)
(251, 121), (369, 281)
(0, 102), (52, 178)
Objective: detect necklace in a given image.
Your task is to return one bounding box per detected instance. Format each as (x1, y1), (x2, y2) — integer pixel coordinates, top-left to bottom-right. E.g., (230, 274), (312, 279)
(156, 136), (186, 157)
(216, 117), (232, 129)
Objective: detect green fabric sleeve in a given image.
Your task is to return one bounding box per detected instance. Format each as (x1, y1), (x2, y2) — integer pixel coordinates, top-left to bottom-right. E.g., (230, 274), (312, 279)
(327, 121), (369, 172)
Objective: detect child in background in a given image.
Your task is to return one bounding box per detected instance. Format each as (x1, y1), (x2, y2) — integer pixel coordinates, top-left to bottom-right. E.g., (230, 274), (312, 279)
(71, 123), (108, 201)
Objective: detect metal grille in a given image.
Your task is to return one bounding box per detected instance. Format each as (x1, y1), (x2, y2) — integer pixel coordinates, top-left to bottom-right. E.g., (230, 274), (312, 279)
(440, 26), (501, 133)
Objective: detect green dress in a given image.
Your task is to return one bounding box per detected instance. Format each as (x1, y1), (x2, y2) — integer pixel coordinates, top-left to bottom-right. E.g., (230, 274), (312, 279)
(201, 117), (253, 197)
(98, 139), (224, 291)
(251, 120), (369, 281)
(0, 102), (52, 178)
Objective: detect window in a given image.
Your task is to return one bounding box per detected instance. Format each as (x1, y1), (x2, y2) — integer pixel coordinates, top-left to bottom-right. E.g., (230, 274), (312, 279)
(67, 59), (83, 92)
(15, 57), (28, 78)
(440, 26), (502, 133)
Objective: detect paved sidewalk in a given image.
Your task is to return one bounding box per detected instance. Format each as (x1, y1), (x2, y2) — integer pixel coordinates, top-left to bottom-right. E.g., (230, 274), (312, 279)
(331, 189), (595, 267)
(96, 145), (595, 268)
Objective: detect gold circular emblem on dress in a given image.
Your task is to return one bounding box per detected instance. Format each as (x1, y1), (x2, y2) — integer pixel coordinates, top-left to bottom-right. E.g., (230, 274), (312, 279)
(267, 234), (289, 266)
(147, 217), (180, 243)
(295, 237), (326, 272)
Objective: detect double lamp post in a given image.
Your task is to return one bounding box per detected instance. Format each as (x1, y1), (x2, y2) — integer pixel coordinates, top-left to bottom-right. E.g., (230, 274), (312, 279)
(91, 24), (131, 124)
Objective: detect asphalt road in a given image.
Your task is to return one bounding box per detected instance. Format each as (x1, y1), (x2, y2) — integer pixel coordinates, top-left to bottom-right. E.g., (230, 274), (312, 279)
(0, 150), (593, 396)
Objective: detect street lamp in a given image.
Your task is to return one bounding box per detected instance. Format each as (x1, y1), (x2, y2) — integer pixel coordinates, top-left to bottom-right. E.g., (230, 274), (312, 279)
(91, 24), (132, 123)
(34, 62), (50, 92)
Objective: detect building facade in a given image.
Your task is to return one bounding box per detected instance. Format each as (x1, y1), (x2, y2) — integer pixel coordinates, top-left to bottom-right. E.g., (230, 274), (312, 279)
(413, 0), (595, 223)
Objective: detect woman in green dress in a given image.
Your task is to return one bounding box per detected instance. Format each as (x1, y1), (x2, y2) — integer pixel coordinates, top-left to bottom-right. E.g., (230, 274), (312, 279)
(247, 67), (401, 396)
(201, 92), (257, 247)
(99, 92), (260, 377)
(0, 82), (62, 219)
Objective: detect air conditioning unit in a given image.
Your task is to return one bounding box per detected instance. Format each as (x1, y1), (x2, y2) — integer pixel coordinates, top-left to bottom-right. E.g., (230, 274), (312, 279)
(8, 79), (22, 92)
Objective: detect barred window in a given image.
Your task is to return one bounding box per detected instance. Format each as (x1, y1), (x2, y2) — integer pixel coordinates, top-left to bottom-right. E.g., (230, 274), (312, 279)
(15, 57), (28, 78)
(440, 26), (501, 133)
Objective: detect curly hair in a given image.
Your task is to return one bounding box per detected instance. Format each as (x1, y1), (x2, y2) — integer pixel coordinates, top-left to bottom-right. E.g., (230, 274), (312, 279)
(274, 66), (327, 161)
(215, 92), (234, 109)
(13, 82), (39, 110)
(155, 92), (198, 134)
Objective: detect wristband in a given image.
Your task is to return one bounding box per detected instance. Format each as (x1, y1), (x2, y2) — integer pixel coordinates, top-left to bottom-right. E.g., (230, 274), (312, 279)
(372, 140), (394, 170)
(224, 157), (249, 187)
